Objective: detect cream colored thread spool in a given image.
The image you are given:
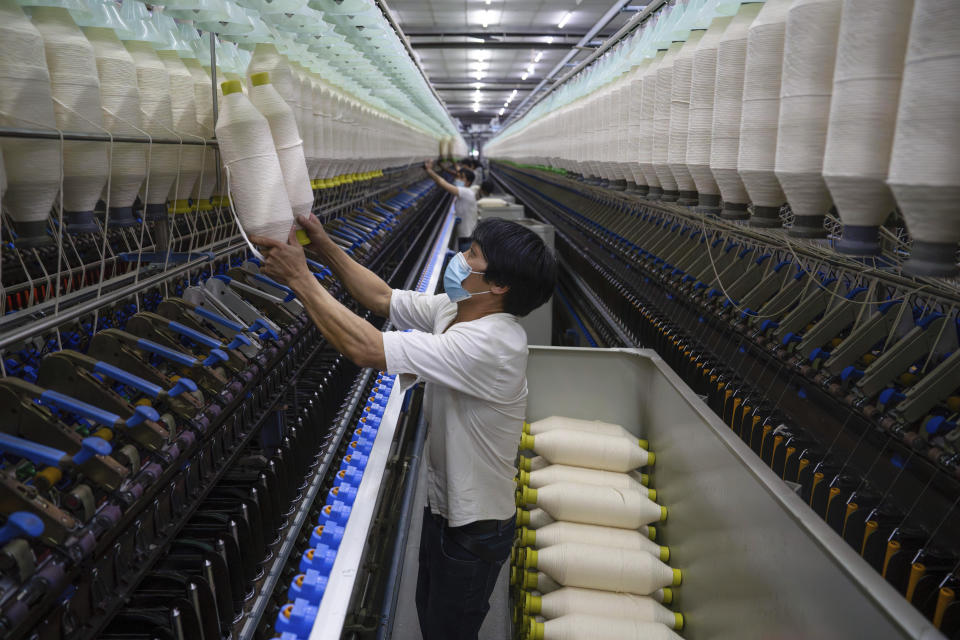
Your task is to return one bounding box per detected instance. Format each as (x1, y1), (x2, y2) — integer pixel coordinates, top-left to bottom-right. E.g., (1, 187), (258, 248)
(667, 29), (705, 204)
(638, 49), (667, 197)
(519, 521), (664, 559)
(521, 483), (664, 529)
(520, 430), (653, 472)
(775, 0), (843, 238)
(710, 2), (763, 221)
(520, 464), (653, 499)
(520, 570), (563, 594)
(738, 0), (792, 229)
(0, 0), (61, 246)
(248, 72), (313, 224)
(529, 615), (684, 640)
(525, 543), (681, 595)
(183, 57), (217, 202)
(526, 588), (682, 629)
(295, 68), (316, 181)
(615, 81), (633, 183)
(32, 6), (108, 230)
(823, 0), (913, 255)
(627, 62), (652, 190)
(158, 50), (203, 206)
(888, 0), (960, 276)
(215, 79), (293, 244)
(525, 416), (642, 442)
(687, 15), (734, 213)
(84, 27), (146, 230)
(125, 40), (180, 220)
(311, 78), (326, 180)
(517, 507), (555, 529)
(653, 41), (685, 201)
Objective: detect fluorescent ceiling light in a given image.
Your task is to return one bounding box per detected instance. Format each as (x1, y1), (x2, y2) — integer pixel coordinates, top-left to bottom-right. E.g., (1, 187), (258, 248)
(472, 82), (483, 89)
(499, 107), (505, 115)
(510, 89), (518, 97)
(558, 11), (572, 28)
(527, 64), (535, 74)
(521, 72), (528, 80)
(481, 9), (493, 28)
(503, 101), (509, 107)
(471, 49), (490, 60)
(473, 102), (480, 112)
(546, 36), (554, 44)
(534, 51), (543, 62)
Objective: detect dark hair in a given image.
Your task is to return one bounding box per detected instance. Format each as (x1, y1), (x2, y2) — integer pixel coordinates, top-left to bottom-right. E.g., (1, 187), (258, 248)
(470, 218), (557, 317)
(459, 167), (475, 186)
(480, 179), (494, 195)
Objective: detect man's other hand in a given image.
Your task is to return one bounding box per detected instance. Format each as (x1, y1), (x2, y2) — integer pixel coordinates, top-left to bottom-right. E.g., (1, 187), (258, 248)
(251, 228), (312, 287)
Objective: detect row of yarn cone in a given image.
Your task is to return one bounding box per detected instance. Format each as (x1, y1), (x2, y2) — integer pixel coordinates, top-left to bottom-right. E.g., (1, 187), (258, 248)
(510, 416), (684, 640)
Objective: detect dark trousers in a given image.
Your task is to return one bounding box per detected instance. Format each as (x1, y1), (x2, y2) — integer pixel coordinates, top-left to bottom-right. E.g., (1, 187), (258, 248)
(415, 507), (515, 640)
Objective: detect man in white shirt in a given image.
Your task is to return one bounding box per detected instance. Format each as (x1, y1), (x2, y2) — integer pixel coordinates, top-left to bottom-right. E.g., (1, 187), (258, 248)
(252, 214), (557, 640)
(424, 159), (478, 252)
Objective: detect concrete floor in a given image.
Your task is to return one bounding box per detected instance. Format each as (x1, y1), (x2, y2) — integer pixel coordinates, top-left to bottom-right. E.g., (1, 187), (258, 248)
(390, 457), (511, 640)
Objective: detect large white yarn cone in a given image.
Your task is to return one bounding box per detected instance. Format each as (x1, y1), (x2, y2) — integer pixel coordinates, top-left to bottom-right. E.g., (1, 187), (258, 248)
(521, 429), (653, 472)
(248, 71), (313, 220)
(824, 0), (913, 255)
(158, 50), (204, 204)
(627, 62), (652, 190)
(526, 416), (637, 441)
(739, 0), (791, 228)
(687, 16), (734, 212)
(775, 0), (843, 238)
(522, 482), (664, 530)
(528, 588), (680, 628)
(522, 520), (663, 558)
(530, 615), (683, 640)
(526, 543), (681, 595)
(667, 29), (705, 204)
(294, 66), (316, 180)
(710, 2), (763, 220)
(311, 77), (326, 179)
(183, 56), (217, 201)
(125, 40), (181, 219)
(888, 0), (960, 277)
(215, 79), (293, 243)
(32, 7), (109, 229)
(0, 0), (61, 245)
(521, 464), (652, 498)
(653, 42), (685, 201)
(638, 50), (667, 196)
(83, 26), (146, 230)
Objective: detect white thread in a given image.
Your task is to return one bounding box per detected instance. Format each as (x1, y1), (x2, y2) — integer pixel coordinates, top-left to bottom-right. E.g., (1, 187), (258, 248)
(887, 0), (960, 258)
(125, 40), (180, 206)
(183, 57), (218, 201)
(627, 63), (652, 186)
(526, 464), (651, 497)
(295, 67), (317, 180)
(528, 416), (636, 440)
(667, 30), (705, 194)
(529, 429), (652, 471)
(0, 0), (60, 229)
(687, 16), (733, 197)
(526, 507), (555, 529)
(527, 520), (661, 556)
(312, 78), (326, 178)
(536, 589), (678, 627)
(534, 543), (677, 595)
(738, 0), (791, 208)
(638, 50), (667, 188)
(249, 74), (313, 219)
(530, 482), (662, 529)
(32, 6), (108, 215)
(539, 615), (683, 640)
(710, 2), (763, 208)
(653, 41), (685, 193)
(775, 0), (844, 221)
(215, 85), (294, 243)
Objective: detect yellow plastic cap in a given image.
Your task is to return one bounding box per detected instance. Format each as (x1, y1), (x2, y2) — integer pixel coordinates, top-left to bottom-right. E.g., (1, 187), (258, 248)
(674, 613), (685, 630)
(510, 566), (518, 585)
(250, 71), (270, 86)
(648, 488), (657, 502)
(523, 421), (531, 434)
(660, 506), (668, 522)
(515, 488), (524, 507)
(520, 527), (536, 547)
(661, 587), (673, 605)
(647, 526), (656, 541)
(525, 592), (542, 615)
(524, 548), (538, 569)
(529, 620), (545, 640)
(516, 508), (530, 526)
(519, 457), (531, 472)
(647, 451), (656, 466)
(641, 473), (650, 486)
(639, 438), (649, 449)
(295, 229), (310, 245)
(221, 80), (242, 95)
(672, 568), (683, 586)
(522, 486), (538, 506)
(519, 432), (534, 450)
(522, 571), (539, 590)
(518, 469), (529, 486)
(659, 546), (670, 563)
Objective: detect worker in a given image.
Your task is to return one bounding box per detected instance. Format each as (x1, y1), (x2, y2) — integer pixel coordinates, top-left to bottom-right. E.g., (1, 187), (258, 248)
(253, 213), (557, 640)
(424, 159), (477, 252)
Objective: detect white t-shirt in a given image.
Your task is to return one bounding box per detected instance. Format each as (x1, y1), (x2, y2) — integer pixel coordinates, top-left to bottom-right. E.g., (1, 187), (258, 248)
(382, 289), (528, 527)
(454, 186), (478, 238)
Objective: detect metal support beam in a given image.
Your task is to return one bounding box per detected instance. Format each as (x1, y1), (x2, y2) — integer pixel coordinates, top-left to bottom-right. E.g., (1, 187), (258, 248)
(412, 41), (572, 50)
(405, 29), (588, 38)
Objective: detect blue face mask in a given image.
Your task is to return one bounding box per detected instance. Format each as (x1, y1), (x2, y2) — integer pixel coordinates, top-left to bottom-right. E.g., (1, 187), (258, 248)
(454, 179), (465, 187)
(444, 252), (489, 303)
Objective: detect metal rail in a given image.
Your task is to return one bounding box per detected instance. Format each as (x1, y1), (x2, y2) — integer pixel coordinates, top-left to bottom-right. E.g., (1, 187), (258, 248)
(0, 126), (217, 146)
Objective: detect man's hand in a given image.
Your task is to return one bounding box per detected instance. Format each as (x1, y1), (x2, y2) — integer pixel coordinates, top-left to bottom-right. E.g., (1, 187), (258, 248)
(297, 213), (332, 251)
(424, 159), (434, 171)
(250, 228), (312, 287)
